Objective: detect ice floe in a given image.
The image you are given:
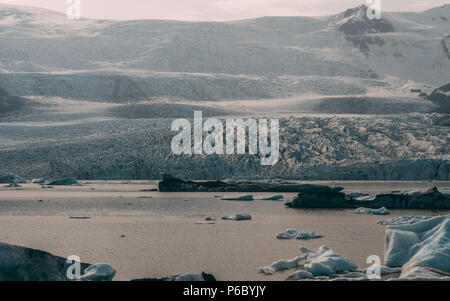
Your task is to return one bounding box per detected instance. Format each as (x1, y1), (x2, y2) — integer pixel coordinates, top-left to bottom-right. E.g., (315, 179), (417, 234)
(276, 229), (323, 240)
(384, 215), (450, 280)
(355, 207), (389, 215)
(260, 245), (358, 279)
(221, 214), (252, 221)
(221, 195), (254, 201)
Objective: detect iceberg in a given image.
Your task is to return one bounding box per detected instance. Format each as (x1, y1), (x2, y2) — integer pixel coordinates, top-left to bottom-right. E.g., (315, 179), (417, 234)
(355, 207), (389, 215)
(276, 229), (323, 240)
(0, 242), (91, 281)
(301, 245), (358, 277)
(384, 215), (450, 279)
(259, 245), (358, 278)
(221, 214), (252, 221)
(221, 195), (254, 201)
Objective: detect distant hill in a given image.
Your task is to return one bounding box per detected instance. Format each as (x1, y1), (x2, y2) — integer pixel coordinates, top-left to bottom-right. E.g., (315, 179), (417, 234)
(0, 4), (449, 102)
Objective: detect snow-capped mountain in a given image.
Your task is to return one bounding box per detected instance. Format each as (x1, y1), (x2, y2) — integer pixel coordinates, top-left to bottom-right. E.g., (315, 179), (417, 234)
(0, 4), (448, 181)
(0, 4), (449, 102)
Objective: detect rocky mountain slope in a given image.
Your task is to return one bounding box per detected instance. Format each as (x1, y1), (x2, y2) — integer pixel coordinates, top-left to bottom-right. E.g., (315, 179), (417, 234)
(0, 4), (449, 102)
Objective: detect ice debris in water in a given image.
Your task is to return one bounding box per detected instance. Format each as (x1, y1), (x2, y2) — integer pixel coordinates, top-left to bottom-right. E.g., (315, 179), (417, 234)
(377, 215), (432, 225)
(384, 214), (450, 280)
(276, 229), (323, 240)
(354, 207), (389, 215)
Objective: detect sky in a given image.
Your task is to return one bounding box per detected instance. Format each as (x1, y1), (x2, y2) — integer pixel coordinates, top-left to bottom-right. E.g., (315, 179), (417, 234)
(0, 0), (448, 21)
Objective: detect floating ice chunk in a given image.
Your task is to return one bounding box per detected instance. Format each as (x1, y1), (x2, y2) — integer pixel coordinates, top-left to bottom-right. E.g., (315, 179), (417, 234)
(377, 215), (432, 225)
(221, 214), (252, 221)
(384, 215), (450, 279)
(221, 195), (254, 201)
(255, 195), (284, 201)
(301, 245), (358, 277)
(259, 256), (305, 275)
(286, 270), (314, 280)
(277, 229), (323, 240)
(355, 207), (389, 215)
(81, 264), (116, 281)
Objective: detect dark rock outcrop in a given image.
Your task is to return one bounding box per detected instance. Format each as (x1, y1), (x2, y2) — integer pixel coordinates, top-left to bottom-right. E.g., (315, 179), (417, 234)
(158, 174), (344, 193)
(0, 242), (90, 281)
(285, 190), (348, 208)
(132, 272), (216, 281)
(339, 5), (394, 35)
(0, 174), (26, 184)
(338, 5), (394, 57)
(287, 187), (450, 209)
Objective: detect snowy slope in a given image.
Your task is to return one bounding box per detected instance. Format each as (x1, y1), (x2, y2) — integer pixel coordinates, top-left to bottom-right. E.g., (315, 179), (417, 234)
(0, 4), (449, 101)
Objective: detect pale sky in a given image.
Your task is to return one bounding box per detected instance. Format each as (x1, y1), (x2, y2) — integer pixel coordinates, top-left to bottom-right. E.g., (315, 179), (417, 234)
(0, 0), (448, 21)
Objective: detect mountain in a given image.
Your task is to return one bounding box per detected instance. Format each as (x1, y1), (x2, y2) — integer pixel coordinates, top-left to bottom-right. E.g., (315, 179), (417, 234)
(0, 4), (449, 102)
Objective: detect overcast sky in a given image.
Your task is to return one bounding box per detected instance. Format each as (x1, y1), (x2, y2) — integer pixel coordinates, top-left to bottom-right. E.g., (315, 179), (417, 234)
(0, 0), (448, 21)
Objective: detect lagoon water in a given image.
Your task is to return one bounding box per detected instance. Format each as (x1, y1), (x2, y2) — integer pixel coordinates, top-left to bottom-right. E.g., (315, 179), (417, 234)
(0, 181), (449, 280)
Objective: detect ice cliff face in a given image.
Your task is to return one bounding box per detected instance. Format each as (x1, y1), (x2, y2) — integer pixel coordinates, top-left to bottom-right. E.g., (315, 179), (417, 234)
(0, 114), (447, 180)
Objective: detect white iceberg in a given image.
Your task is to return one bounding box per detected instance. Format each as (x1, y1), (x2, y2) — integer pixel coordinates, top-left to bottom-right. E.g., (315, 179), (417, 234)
(259, 245), (358, 278)
(221, 214), (252, 221)
(301, 245), (358, 277)
(384, 215), (450, 279)
(221, 195), (254, 201)
(355, 207), (389, 215)
(377, 215), (432, 225)
(276, 229), (323, 240)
